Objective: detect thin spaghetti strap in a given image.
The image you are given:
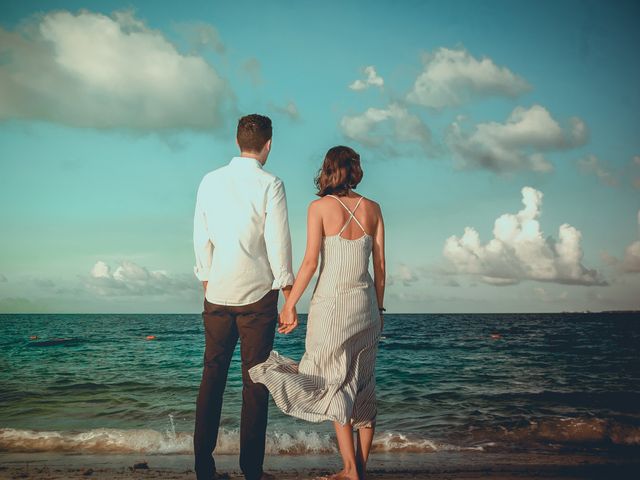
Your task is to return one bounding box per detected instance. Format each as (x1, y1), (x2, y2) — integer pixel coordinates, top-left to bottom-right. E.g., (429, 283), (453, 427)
(347, 197), (366, 233)
(352, 196), (364, 213)
(327, 194), (367, 236)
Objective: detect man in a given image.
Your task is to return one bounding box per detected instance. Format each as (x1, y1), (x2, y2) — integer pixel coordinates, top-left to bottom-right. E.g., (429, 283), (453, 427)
(192, 114), (298, 480)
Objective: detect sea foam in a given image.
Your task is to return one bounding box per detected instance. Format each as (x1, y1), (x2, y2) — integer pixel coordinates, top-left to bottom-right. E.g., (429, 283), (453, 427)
(0, 427), (483, 455)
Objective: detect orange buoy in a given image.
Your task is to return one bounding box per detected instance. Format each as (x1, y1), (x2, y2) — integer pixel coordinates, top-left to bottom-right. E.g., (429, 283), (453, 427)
(490, 333), (501, 340)
(146, 335), (156, 340)
(29, 335), (38, 340)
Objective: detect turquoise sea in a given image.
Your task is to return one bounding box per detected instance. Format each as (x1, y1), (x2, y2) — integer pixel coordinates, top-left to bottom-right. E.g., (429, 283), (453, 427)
(1, 312), (639, 457)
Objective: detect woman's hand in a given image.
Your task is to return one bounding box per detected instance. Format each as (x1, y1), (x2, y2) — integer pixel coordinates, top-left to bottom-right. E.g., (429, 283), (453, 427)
(278, 305), (299, 334)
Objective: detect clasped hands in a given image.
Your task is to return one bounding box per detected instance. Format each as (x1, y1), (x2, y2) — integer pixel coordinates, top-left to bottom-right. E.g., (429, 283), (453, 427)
(278, 304), (298, 334)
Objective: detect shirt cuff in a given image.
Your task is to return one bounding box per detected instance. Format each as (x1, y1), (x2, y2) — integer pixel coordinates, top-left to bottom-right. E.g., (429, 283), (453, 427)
(271, 270), (295, 290)
(193, 265), (209, 282)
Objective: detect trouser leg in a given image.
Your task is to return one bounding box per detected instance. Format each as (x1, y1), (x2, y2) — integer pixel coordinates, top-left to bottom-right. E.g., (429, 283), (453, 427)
(236, 290), (278, 480)
(194, 299), (238, 480)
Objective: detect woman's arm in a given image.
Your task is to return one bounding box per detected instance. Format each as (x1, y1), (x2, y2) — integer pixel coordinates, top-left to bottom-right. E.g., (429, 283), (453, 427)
(278, 201), (323, 334)
(372, 203), (386, 330)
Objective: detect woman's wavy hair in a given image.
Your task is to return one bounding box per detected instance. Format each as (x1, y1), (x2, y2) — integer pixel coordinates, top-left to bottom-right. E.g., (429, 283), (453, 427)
(314, 146), (363, 197)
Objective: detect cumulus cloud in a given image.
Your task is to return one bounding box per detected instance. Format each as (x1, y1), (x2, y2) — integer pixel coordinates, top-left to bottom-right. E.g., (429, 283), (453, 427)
(447, 105), (588, 173)
(86, 260), (194, 296)
(406, 47), (530, 108)
(388, 264), (419, 287)
(0, 10), (232, 130)
(349, 66), (384, 91)
(606, 210), (640, 274)
(576, 154), (618, 187)
(443, 186), (606, 286)
(271, 101), (300, 121)
(340, 102), (431, 155)
(622, 241), (640, 273)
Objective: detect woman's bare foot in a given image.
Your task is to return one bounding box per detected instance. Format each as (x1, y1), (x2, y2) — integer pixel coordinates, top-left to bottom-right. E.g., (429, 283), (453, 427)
(316, 469), (359, 480)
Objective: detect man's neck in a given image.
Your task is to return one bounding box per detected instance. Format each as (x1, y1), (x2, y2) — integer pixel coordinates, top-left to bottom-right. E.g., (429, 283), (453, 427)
(240, 151), (266, 165)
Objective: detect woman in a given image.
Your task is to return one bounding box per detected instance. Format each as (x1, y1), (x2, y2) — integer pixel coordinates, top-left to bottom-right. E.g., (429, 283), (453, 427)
(249, 146), (385, 480)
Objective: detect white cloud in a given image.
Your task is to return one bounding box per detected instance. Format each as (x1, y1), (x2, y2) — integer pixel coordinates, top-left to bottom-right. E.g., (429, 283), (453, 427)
(271, 101), (300, 121)
(349, 66), (384, 91)
(443, 186), (606, 286)
(406, 47), (530, 108)
(619, 211), (640, 273)
(90, 261), (111, 279)
(447, 105), (588, 173)
(86, 260), (194, 296)
(340, 102), (431, 154)
(622, 241), (640, 273)
(388, 264), (419, 287)
(577, 155), (618, 187)
(0, 10), (232, 130)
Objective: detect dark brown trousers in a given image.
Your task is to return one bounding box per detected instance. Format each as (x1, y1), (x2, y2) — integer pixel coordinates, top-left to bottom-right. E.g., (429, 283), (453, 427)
(193, 289), (278, 480)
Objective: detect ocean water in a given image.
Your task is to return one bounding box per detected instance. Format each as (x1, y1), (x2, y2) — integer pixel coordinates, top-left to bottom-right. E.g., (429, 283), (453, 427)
(1, 312), (639, 457)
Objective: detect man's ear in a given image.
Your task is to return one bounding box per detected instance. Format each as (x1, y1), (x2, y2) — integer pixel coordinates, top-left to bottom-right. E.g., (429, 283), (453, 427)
(236, 138), (240, 149)
(265, 139), (272, 152)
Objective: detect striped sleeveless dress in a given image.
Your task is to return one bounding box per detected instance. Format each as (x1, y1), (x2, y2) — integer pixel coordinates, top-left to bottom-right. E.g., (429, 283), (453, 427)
(249, 195), (381, 429)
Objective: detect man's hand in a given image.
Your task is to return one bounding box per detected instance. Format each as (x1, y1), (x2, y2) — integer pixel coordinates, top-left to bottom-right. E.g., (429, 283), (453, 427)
(278, 306), (298, 334)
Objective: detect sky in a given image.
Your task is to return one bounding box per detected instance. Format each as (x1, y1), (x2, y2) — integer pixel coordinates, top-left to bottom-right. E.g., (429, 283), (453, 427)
(1, 0), (639, 313)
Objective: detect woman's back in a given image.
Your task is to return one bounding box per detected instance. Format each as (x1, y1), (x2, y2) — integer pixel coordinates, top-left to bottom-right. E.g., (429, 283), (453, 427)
(316, 193), (380, 240)
(312, 194), (378, 298)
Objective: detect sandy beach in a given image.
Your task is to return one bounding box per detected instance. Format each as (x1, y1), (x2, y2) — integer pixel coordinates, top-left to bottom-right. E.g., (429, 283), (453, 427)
(1, 451), (638, 480)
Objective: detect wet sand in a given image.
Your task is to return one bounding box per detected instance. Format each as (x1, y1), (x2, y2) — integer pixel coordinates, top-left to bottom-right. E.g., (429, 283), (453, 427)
(1, 452), (638, 479)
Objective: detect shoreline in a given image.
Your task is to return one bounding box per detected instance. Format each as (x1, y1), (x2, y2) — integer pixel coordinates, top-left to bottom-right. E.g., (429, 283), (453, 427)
(1, 451), (638, 479)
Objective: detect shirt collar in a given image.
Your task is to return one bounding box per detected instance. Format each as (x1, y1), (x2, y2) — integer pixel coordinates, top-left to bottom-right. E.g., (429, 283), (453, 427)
(230, 156), (263, 169)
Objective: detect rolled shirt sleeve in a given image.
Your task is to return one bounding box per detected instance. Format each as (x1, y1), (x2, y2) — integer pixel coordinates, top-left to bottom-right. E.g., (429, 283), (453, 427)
(264, 178), (295, 289)
(193, 187), (214, 282)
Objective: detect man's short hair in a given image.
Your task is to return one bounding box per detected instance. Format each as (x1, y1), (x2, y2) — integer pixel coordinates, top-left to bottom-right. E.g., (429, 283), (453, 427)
(237, 114), (272, 153)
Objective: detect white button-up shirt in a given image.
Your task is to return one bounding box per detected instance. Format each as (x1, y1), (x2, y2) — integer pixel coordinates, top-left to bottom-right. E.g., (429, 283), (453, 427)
(193, 156), (295, 306)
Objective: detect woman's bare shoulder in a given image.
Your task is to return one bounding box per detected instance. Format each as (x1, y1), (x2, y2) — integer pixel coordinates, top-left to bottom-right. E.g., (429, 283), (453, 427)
(360, 196), (381, 212)
(308, 197), (331, 213)
(310, 196), (329, 207)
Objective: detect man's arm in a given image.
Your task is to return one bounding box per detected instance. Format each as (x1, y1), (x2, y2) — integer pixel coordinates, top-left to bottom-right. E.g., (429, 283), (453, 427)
(264, 178), (295, 296)
(193, 185), (214, 292)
